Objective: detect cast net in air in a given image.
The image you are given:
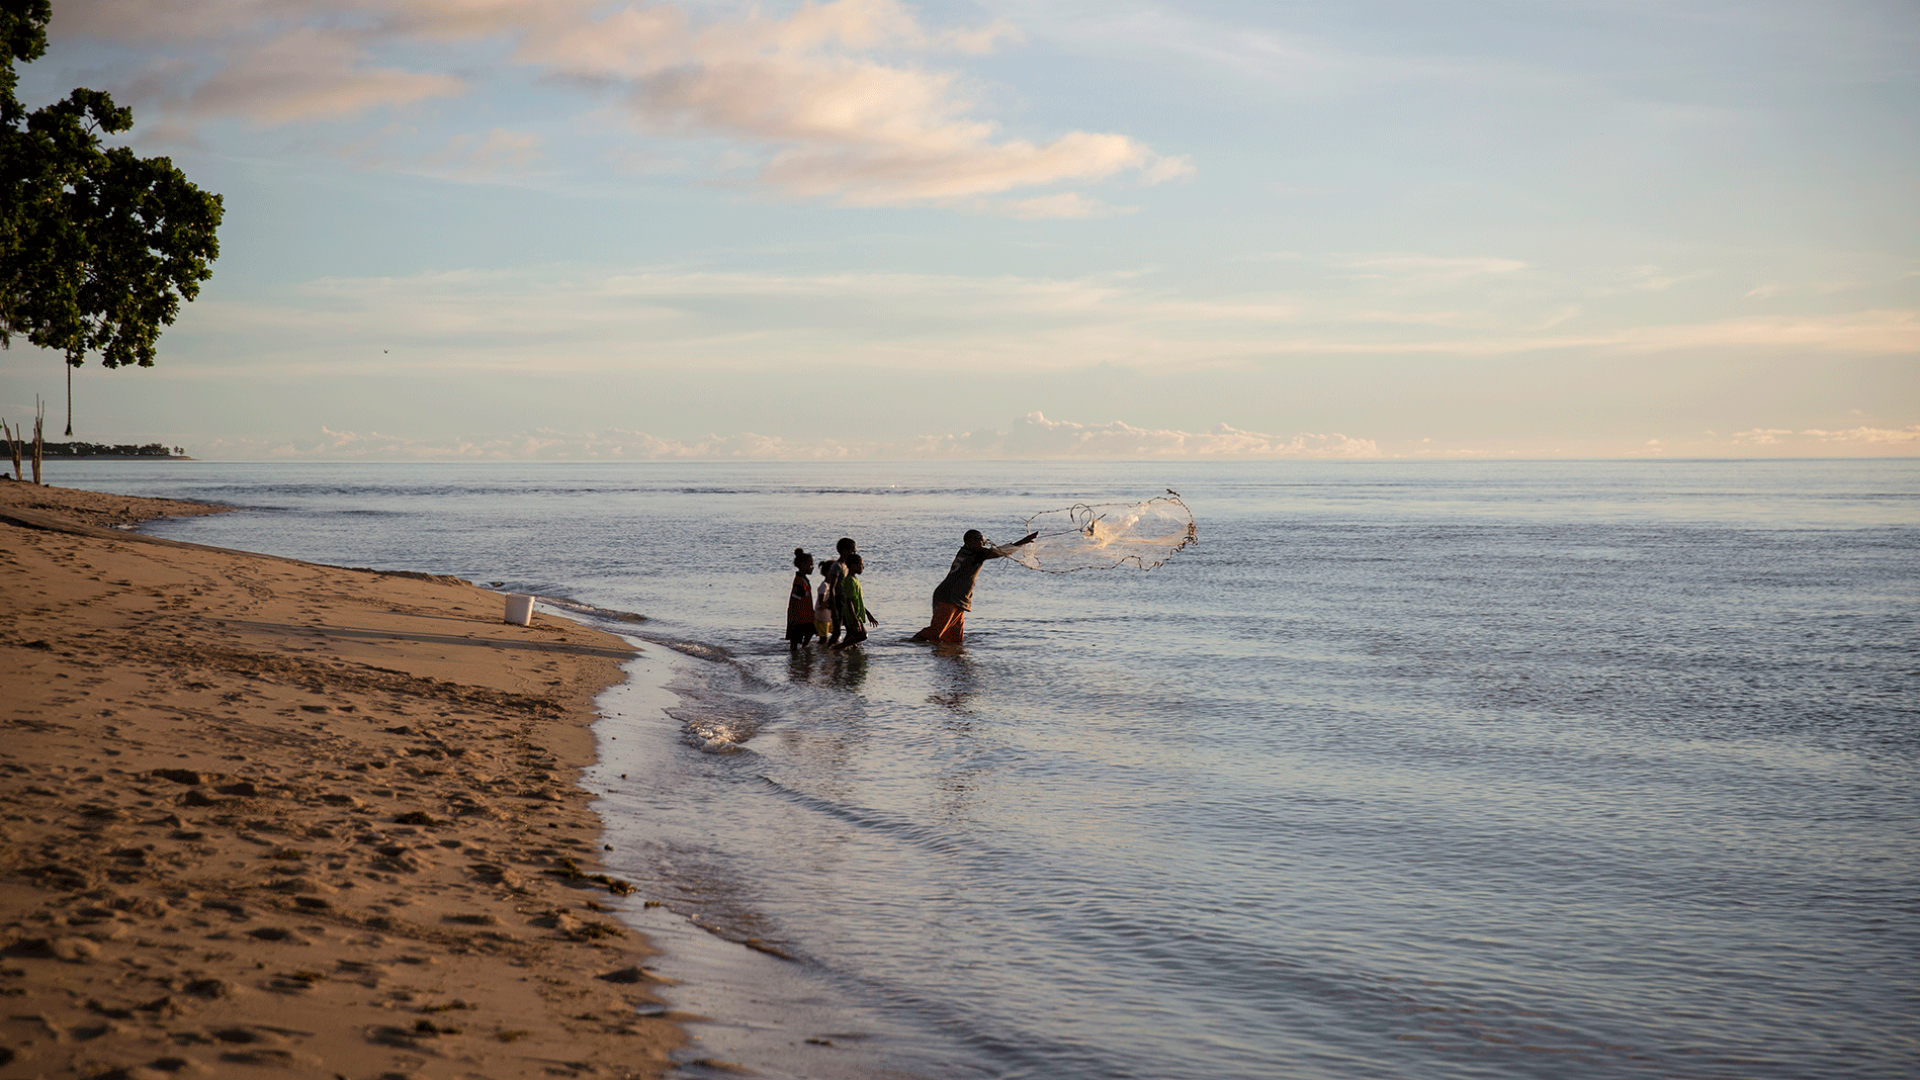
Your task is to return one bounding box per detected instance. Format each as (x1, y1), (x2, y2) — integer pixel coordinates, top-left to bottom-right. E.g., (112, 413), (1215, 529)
(999, 493), (1197, 573)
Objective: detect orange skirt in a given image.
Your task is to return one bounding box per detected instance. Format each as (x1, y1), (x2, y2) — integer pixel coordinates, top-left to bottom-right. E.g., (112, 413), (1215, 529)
(912, 601), (967, 643)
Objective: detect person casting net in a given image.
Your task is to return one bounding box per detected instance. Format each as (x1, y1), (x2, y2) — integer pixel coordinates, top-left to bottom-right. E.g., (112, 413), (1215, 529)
(1001, 492), (1197, 574)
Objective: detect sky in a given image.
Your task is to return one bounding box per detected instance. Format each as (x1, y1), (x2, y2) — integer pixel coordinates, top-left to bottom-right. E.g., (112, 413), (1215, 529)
(2, 0), (1916, 461)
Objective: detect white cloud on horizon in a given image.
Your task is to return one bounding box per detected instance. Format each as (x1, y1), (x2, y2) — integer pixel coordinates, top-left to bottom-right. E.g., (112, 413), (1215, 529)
(181, 416), (1920, 462)
(915, 412), (1380, 458)
(193, 413), (1382, 461)
(217, 424), (849, 462)
(1735, 425), (1920, 447)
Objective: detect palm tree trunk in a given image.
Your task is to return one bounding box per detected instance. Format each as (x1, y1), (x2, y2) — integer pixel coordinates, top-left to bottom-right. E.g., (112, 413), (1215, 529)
(2, 420), (19, 481)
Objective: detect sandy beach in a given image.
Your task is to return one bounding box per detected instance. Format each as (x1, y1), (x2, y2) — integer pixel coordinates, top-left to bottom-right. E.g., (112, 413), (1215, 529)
(0, 482), (684, 1078)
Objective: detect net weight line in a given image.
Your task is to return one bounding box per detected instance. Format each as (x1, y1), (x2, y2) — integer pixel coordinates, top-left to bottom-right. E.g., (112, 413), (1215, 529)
(998, 493), (1198, 573)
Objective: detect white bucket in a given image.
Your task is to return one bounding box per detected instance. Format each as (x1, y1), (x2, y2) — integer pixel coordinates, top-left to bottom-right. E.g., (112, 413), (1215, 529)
(503, 594), (535, 626)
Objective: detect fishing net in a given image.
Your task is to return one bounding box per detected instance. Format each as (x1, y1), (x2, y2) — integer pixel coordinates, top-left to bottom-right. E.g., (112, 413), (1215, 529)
(999, 493), (1197, 573)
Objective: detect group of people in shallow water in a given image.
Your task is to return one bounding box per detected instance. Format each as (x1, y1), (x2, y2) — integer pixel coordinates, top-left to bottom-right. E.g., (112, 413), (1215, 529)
(786, 528), (1038, 650)
(787, 537), (873, 651)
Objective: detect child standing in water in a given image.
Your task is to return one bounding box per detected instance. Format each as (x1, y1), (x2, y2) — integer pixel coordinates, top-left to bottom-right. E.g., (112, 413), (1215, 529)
(819, 560), (844, 646)
(822, 538), (858, 646)
(786, 548), (816, 649)
(815, 560), (837, 642)
(832, 552), (876, 649)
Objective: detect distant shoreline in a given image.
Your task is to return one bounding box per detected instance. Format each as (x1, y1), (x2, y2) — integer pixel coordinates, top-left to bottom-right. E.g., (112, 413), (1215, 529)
(31, 453), (196, 460)
(13, 439), (193, 460)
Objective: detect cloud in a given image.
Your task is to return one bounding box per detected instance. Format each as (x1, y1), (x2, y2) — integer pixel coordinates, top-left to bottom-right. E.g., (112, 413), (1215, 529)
(1729, 426), (1920, 449)
(1799, 426), (1920, 445)
(514, 0), (1182, 207)
(424, 127), (545, 173)
(913, 412), (1379, 459)
(999, 192), (1138, 220)
(1593, 265), (1710, 295)
(176, 259), (1920, 386)
(52, 0), (279, 42)
(184, 28), (465, 126)
(62, 0), (1184, 211)
(1336, 254), (1530, 280)
(191, 413), (1381, 461)
(1746, 268), (1920, 300)
(179, 415), (1920, 462)
(757, 130), (1181, 206)
(1611, 310), (1920, 354)
(207, 425), (857, 461)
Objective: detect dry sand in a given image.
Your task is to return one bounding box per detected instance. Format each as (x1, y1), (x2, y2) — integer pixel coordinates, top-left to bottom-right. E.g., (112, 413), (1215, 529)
(0, 482), (687, 1079)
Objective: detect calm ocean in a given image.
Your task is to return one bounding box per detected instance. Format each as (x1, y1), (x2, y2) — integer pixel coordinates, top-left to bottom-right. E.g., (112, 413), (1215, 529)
(53, 459), (1920, 1080)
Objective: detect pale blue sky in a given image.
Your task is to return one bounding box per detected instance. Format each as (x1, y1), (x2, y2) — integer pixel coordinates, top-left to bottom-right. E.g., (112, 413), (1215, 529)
(3, 0), (1915, 459)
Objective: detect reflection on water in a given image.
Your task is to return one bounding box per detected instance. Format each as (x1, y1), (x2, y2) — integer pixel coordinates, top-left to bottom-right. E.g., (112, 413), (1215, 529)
(821, 646), (868, 691)
(785, 644), (815, 685)
(925, 644), (978, 716)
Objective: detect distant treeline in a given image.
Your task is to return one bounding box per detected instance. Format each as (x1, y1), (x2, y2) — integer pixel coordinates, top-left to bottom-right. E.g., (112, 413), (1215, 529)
(31, 441), (186, 458)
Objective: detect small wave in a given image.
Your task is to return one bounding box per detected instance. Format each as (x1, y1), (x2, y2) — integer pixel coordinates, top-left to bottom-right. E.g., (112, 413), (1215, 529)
(624, 637), (788, 754)
(530, 593), (650, 623)
(678, 711), (753, 753)
(474, 586), (653, 625)
(634, 634), (735, 663)
(754, 775), (1002, 861)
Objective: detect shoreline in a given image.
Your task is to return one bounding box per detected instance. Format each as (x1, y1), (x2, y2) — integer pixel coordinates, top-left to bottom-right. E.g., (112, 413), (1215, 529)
(0, 484), (686, 1077)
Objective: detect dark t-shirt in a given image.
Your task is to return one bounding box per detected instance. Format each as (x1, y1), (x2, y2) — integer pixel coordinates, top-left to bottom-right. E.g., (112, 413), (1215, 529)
(932, 546), (997, 611)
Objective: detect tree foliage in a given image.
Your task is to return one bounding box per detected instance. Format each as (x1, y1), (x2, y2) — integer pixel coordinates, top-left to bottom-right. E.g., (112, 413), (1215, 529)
(1, 0), (222, 371)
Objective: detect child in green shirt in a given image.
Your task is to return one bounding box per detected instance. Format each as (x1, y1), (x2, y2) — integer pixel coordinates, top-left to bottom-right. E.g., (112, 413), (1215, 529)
(832, 552), (877, 649)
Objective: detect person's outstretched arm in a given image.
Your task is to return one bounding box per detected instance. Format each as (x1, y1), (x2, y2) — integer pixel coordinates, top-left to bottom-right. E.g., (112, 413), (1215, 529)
(988, 531), (1040, 558)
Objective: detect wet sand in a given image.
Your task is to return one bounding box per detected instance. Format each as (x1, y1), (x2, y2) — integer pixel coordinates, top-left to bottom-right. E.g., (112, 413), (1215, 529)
(0, 482), (685, 1078)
